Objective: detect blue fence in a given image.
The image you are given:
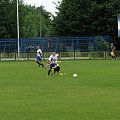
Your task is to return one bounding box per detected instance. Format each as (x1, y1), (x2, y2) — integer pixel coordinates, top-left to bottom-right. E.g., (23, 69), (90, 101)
(0, 36), (109, 53)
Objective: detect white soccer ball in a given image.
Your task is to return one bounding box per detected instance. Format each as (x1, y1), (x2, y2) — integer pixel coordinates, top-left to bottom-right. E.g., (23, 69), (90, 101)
(73, 73), (77, 77)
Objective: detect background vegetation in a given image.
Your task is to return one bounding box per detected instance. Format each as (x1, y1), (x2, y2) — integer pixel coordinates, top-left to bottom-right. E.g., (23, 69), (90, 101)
(0, 0), (120, 48)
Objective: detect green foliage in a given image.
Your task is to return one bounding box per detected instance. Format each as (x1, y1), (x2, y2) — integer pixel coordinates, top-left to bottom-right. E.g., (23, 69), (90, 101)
(96, 36), (109, 51)
(0, 0), (52, 38)
(0, 0), (17, 38)
(1, 0), (120, 42)
(53, 0), (120, 41)
(53, 0), (92, 36)
(88, 36), (109, 51)
(21, 5), (52, 38)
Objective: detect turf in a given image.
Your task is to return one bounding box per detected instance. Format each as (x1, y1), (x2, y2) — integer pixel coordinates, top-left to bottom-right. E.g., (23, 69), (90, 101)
(0, 60), (120, 120)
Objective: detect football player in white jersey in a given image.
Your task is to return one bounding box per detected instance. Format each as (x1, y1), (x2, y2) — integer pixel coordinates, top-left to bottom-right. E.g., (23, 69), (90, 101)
(47, 52), (59, 76)
(35, 46), (44, 67)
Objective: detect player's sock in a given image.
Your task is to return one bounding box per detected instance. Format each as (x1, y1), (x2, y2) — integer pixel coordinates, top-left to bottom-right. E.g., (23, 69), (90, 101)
(36, 61), (41, 66)
(54, 69), (56, 74)
(48, 69), (51, 76)
(41, 63), (44, 68)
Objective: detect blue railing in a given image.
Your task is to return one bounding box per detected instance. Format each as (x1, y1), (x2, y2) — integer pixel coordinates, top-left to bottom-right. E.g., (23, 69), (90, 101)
(0, 36), (109, 53)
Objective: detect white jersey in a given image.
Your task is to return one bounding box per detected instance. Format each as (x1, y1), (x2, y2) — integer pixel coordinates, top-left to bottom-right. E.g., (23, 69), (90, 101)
(48, 54), (58, 64)
(37, 49), (42, 56)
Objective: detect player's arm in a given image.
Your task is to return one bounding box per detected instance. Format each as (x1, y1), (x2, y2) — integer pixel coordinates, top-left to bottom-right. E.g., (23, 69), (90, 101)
(38, 49), (42, 55)
(44, 59), (51, 69)
(48, 55), (53, 62)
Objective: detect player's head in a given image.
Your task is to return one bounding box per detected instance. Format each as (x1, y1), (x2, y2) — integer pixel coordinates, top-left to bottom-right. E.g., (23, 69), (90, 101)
(52, 52), (56, 56)
(37, 46), (39, 49)
(111, 43), (113, 46)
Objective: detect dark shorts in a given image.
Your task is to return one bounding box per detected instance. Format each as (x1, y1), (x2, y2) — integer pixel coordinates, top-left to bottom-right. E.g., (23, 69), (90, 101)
(50, 63), (56, 69)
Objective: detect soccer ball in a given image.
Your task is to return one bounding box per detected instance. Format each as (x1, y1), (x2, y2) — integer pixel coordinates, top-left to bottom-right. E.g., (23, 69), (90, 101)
(73, 73), (77, 77)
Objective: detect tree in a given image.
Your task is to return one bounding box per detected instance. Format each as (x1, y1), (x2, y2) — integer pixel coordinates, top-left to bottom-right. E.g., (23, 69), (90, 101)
(53, 0), (92, 36)
(0, 0), (24, 38)
(52, 0), (120, 45)
(0, 0), (52, 38)
(0, 0), (16, 38)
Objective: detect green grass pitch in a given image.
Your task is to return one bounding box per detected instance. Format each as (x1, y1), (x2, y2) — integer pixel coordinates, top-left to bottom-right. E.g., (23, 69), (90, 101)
(0, 60), (120, 120)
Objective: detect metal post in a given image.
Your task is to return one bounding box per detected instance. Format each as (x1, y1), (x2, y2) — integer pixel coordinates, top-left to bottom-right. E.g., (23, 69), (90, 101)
(17, 0), (20, 59)
(40, 10), (42, 38)
(118, 14), (120, 38)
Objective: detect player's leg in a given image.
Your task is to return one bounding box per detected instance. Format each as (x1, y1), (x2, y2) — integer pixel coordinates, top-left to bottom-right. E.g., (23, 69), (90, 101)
(39, 61), (44, 67)
(36, 56), (44, 67)
(35, 56), (41, 66)
(114, 52), (116, 60)
(48, 64), (53, 76)
(111, 55), (114, 60)
(48, 63), (56, 76)
(54, 67), (57, 74)
(57, 66), (60, 75)
(48, 69), (51, 76)
(39, 55), (44, 67)
(54, 66), (60, 75)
